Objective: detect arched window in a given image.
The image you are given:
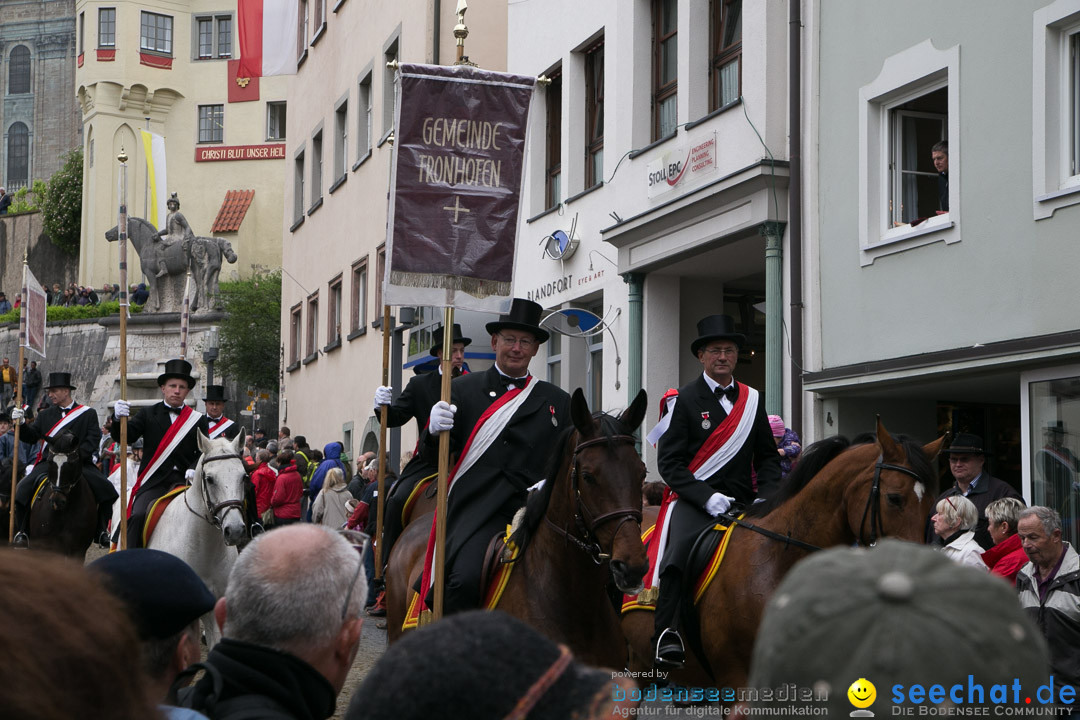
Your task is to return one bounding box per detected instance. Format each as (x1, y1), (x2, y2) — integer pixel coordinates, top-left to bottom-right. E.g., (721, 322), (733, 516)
(9, 46), (30, 94)
(7, 123), (29, 188)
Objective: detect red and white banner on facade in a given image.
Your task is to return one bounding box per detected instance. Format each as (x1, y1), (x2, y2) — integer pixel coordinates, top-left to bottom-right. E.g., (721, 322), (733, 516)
(21, 265), (46, 357)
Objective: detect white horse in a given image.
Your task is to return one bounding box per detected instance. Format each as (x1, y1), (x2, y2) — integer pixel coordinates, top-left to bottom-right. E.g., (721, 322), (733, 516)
(147, 429), (249, 648)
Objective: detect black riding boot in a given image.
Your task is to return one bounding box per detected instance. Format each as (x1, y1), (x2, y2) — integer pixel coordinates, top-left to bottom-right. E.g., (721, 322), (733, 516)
(12, 502), (28, 547)
(653, 570), (686, 669)
(96, 503), (113, 548)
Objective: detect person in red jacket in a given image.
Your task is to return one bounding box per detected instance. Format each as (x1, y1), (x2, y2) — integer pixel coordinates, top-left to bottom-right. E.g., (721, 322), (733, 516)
(250, 449), (276, 520)
(271, 450), (303, 526)
(981, 497), (1029, 583)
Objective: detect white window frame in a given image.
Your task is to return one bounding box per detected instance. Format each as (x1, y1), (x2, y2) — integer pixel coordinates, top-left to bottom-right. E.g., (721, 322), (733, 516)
(98, 7), (116, 48)
(1034, 0), (1080, 219)
(267, 101), (286, 141)
(356, 68), (373, 165)
(334, 96), (348, 181)
(193, 13), (233, 60)
(889, 106), (946, 227)
(197, 104), (224, 144)
(858, 39), (960, 266)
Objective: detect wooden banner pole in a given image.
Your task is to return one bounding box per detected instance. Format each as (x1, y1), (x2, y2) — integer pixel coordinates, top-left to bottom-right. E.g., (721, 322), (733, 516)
(118, 148), (130, 549)
(432, 307), (455, 620)
(374, 305), (391, 579)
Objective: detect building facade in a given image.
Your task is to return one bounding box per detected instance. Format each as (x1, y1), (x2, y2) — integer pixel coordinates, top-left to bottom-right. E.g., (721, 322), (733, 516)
(508, 0), (793, 469)
(1, 0), (81, 191)
(806, 0), (1080, 544)
(280, 0), (507, 457)
(75, 0), (287, 289)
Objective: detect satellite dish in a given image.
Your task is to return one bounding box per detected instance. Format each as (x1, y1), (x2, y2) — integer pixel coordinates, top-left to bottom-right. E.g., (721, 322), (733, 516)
(541, 307), (604, 337)
(541, 214), (579, 260)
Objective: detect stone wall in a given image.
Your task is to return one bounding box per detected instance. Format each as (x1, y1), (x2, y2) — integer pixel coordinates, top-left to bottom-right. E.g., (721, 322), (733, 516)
(0, 211), (79, 299)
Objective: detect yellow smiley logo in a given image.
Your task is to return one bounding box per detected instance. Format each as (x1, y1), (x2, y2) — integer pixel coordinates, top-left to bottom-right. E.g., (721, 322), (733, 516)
(847, 678), (876, 709)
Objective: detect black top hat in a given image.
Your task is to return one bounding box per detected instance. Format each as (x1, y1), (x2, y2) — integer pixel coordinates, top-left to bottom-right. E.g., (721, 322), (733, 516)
(690, 314), (746, 355)
(44, 372), (76, 390)
(942, 433), (987, 455)
(203, 385), (227, 402)
(1046, 420), (1067, 434)
(429, 323), (473, 357)
(157, 359), (196, 388)
(485, 298), (550, 344)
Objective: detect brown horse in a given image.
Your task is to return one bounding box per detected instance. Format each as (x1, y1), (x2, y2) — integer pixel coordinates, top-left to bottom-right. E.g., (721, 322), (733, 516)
(386, 388), (651, 669)
(27, 433), (97, 559)
(622, 420), (944, 688)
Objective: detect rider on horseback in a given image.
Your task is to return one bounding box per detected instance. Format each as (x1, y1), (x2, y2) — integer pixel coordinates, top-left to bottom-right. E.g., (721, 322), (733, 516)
(11, 372), (118, 548)
(650, 315), (781, 669)
(154, 193), (194, 278)
(422, 299), (570, 615)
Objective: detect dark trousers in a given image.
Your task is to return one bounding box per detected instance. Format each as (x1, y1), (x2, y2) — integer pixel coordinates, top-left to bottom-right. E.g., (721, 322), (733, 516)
(382, 468), (435, 566)
(15, 461), (118, 533)
(441, 513), (509, 616)
(653, 568), (684, 645)
(127, 470), (184, 548)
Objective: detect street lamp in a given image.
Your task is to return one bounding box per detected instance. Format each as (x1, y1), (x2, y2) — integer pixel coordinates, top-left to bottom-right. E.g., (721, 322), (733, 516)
(203, 326), (220, 388)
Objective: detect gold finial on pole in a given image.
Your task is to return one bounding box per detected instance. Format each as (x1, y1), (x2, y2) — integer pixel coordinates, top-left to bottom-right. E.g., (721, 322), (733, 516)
(453, 0), (476, 67)
(117, 146), (128, 164)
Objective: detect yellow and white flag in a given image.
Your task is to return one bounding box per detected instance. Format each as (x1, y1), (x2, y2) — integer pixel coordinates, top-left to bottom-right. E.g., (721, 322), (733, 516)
(141, 130), (168, 230)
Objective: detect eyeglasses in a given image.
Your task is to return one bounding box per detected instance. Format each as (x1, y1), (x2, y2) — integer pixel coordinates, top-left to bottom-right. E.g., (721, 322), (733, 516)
(337, 529), (369, 622)
(703, 347), (738, 357)
(497, 333), (536, 350)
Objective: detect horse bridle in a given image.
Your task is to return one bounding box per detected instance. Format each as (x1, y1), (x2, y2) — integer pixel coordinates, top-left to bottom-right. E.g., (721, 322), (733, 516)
(542, 433), (642, 565)
(722, 453), (926, 552)
(184, 453), (246, 529)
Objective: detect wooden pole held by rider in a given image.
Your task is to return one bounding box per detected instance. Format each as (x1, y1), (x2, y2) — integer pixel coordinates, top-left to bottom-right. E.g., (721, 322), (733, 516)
(432, 306), (454, 620)
(118, 148), (130, 549)
(374, 305), (391, 579)
(8, 255), (27, 543)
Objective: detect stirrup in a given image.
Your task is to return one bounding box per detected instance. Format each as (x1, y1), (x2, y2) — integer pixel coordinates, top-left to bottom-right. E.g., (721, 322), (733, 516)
(654, 627), (686, 669)
(249, 522), (265, 538)
(12, 532), (28, 549)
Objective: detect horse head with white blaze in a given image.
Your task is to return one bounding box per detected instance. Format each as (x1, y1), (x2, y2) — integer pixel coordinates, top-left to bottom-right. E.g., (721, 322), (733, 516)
(192, 429), (248, 546)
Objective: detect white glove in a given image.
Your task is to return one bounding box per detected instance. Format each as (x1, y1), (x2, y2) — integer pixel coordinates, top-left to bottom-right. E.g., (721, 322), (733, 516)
(10, 407), (24, 424)
(185, 469), (195, 482)
(704, 492), (734, 517)
(374, 386), (393, 407)
(429, 401), (457, 434)
(114, 399), (130, 417)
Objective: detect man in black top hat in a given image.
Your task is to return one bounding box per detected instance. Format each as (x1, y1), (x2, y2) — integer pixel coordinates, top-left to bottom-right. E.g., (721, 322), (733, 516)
(373, 323), (471, 568)
(424, 298), (571, 615)
(651, 314), (781, 669)
(112, 359), (204, 548)
(930, 432), (1023, 550)
(89, 549), (216, 709)
(11, 372), (118, 548)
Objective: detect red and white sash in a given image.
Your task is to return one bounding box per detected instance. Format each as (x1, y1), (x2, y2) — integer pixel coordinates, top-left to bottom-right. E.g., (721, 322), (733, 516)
(33, 404), (93, 464)
(648, 382), (759, 589)
(418, 377), (539, 609)
(126, 406), (203, 516)
(207, 416), (235, 439)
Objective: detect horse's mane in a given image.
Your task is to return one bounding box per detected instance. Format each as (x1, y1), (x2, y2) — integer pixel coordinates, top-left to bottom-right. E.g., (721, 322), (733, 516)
(746, 432), (938, 518)
(746, 435), (852, 518)
(507, 412), (630, 554)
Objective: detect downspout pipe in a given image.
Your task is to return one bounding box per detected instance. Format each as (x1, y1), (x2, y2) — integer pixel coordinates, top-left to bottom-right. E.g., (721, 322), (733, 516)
(788, 0), (804, 436)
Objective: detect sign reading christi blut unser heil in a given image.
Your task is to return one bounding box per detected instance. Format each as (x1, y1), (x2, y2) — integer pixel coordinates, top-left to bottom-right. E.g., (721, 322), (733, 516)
(384, 63), (536, 313)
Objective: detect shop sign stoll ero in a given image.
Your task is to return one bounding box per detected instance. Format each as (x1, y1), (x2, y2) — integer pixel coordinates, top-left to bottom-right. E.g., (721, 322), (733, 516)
(645, 132), (717, 199)
(195, 144), (286, 162)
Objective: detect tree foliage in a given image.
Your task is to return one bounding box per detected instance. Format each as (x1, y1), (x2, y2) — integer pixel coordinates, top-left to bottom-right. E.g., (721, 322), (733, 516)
(217, 270), (281, 392)
(41, 148), (83, 256)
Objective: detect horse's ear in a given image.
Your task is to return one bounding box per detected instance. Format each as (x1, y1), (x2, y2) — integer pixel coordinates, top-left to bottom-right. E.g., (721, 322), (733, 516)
(196, 429), (212, 455)
(570, 388), (592, 436)
(922, 434), (946, 460)
(232, 427), (247, 455)
(875, 415), (903, 461)
(619, 388), (649, 433)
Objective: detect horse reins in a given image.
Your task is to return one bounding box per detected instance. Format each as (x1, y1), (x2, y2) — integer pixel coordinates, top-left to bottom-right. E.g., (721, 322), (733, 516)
(543, 433), (642, 565)
(720, 453), (926, 552)
(184, 452), (246, 528)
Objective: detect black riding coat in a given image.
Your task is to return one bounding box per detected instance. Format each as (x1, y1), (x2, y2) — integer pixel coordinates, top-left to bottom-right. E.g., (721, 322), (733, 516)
(430, 366), (571, 567)
(21, 402), (114, 502)
(656, 375), (781, 575)
(200, 414), (241, 440)
(112, 403), (202, 493)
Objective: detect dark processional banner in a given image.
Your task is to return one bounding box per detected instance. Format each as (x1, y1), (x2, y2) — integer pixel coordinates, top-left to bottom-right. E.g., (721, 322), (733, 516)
(384, 63), (537, 313)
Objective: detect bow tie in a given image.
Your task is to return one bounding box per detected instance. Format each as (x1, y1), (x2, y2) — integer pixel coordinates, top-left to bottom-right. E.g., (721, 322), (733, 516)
(61, 406), (74, 414)
(167, 406), (182, 415)
(501, 375), (529, 390)
(715, 385), (738, 403)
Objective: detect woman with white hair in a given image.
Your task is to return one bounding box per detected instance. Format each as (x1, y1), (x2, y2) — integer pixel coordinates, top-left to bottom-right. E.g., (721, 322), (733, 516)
(932, 495), (987, 570)
(311, 467), (352, 528)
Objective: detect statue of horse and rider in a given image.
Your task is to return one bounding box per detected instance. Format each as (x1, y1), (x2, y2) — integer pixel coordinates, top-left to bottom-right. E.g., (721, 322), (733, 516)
(105, 193), (238, 313)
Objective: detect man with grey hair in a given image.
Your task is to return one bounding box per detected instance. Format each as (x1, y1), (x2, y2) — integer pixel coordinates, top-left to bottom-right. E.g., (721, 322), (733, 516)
(174, 524), (367, 719)
(1016, 506), (1080, 706)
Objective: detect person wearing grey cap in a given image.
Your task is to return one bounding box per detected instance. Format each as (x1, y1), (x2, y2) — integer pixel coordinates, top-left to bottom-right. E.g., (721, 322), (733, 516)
(749, 540), (1050, 715)
(931, 432), (1023, 550)
(89, 549), (216, 719)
